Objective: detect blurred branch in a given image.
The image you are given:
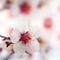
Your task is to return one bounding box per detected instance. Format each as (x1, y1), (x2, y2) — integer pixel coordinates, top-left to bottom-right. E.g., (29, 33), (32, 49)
(0, 35), (10, 41)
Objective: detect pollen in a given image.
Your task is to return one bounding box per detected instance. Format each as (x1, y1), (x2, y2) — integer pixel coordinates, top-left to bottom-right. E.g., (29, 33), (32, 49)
(20, 32), (31, 44)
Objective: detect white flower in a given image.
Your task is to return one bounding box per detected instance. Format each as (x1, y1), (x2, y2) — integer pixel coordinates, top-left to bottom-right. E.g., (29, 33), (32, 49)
(10, 29), (40, 56)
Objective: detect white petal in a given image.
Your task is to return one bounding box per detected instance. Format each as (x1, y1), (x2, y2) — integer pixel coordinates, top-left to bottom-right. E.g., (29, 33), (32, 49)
(49, 0), (60, 16)
(48, 32), (60, 48)
(30, 0), (40, 8)
(10, 4), (20, 17)
(0, 41), (7, 50)
(10, 29), (20, 43)
(31, 52), (43, 60)
(47, 48), (60, 60)
(26, 38), (40, 54)
(0, 50), (10, 59)
(8, 54), (21, 60)
(10, 0), (22, 16)
(13, 42), (25, 56)
(14, 15), (30, 32)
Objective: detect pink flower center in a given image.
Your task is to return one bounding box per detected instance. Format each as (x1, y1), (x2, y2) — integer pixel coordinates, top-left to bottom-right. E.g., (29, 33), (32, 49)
(19, 2), (31, 14)
(19, 32), (31, 44)
(44, 18), (52, 29)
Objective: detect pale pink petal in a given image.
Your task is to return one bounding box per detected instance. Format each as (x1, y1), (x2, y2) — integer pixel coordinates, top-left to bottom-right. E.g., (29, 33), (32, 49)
(10, 29), (20, 43)
(14, 15), (30, 32)
(25, 38), (40, 54)
(13, 42), (25, 56)
(31, 52), (42, 60)
(49, 0), (60, 15)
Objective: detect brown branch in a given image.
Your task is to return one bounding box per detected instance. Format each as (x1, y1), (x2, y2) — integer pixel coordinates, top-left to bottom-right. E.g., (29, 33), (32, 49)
(5, 42), (13, 47)
(0, 35), (10, 41)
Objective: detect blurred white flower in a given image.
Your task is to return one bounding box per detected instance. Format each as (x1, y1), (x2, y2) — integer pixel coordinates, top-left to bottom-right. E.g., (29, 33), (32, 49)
(10, 0), (44, 15)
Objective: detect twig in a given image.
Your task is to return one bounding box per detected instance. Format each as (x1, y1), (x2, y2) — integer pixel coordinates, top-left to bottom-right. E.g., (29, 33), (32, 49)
(0, 35), (10, 41)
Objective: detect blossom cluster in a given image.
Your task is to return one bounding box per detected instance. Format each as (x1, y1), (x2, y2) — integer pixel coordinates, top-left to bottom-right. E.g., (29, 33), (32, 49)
(0, 0), (60, 60)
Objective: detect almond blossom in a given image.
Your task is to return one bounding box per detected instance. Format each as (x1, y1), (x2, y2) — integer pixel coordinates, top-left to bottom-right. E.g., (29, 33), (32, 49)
(10, 28), (40, 56)
(0, 0), (60, 60)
